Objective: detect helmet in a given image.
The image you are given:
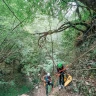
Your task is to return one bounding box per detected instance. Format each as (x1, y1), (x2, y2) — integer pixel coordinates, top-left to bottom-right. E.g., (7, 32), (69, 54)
(47, 73), (50, 76)
(57, 63), (63, 68)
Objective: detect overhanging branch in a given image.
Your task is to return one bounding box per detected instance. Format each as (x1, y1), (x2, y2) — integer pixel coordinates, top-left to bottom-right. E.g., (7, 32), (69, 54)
(37, 21), (90, 47)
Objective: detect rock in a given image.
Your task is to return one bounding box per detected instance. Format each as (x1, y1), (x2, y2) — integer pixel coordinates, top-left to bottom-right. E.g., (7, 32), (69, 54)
(35, 86), (39, 89)
(85, 81), (90, 85)
(18, 94), (29, 96)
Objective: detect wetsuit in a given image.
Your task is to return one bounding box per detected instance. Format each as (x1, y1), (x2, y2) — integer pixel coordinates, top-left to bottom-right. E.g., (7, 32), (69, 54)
(57, 66), (66, 85)
(44, 75), (53, 88)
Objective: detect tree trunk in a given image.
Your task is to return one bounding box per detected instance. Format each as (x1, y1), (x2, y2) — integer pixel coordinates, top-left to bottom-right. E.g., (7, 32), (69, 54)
(79, 0), (96, 12)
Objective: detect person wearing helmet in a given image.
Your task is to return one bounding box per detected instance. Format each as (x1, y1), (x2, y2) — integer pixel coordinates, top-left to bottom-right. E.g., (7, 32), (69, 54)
(57, 63), (66, 89)
(42, 73), (54, 91)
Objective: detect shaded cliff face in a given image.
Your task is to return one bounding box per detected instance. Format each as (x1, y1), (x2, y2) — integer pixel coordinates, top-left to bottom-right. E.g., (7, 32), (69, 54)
(0, 62), (33, 96)
(0, 61), (28, 88)
(0, 59), (22, 78)
(72, 31), (96, 95)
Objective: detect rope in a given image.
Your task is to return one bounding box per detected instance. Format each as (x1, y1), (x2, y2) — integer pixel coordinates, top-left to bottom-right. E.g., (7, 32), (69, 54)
(67, 44), (96, 68)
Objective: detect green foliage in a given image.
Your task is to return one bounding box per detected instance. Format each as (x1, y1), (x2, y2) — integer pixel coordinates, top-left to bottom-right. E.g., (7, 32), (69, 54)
(90, 49), (96, 60)
(58, 28), (76, 62)
(0, 0), (95, 96)
(0, 84), (31, 96)
(0, 74), (33, 96)
(75, 81), (96, 96)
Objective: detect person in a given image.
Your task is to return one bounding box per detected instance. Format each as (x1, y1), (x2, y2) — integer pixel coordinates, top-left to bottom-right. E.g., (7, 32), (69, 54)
(42, 73), (54, 91)
(56, 63), (66, 89)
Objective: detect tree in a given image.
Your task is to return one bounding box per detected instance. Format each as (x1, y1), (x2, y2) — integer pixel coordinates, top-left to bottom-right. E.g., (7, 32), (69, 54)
(79, 0), (96, 12)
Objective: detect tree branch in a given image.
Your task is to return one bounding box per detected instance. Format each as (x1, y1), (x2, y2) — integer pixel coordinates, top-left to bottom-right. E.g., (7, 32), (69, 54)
(37, 21), (90, 46)
(2, 0), (20, 21)
(78, 0), (96, 12)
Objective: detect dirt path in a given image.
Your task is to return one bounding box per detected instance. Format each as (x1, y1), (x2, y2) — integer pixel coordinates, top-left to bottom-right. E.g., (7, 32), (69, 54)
(31, 85), (58, 96)
(32, 85), (46, 96)
(30, 85), (82, 96)
(49, 87), (81, 96)
(20, 84), (82, 96)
